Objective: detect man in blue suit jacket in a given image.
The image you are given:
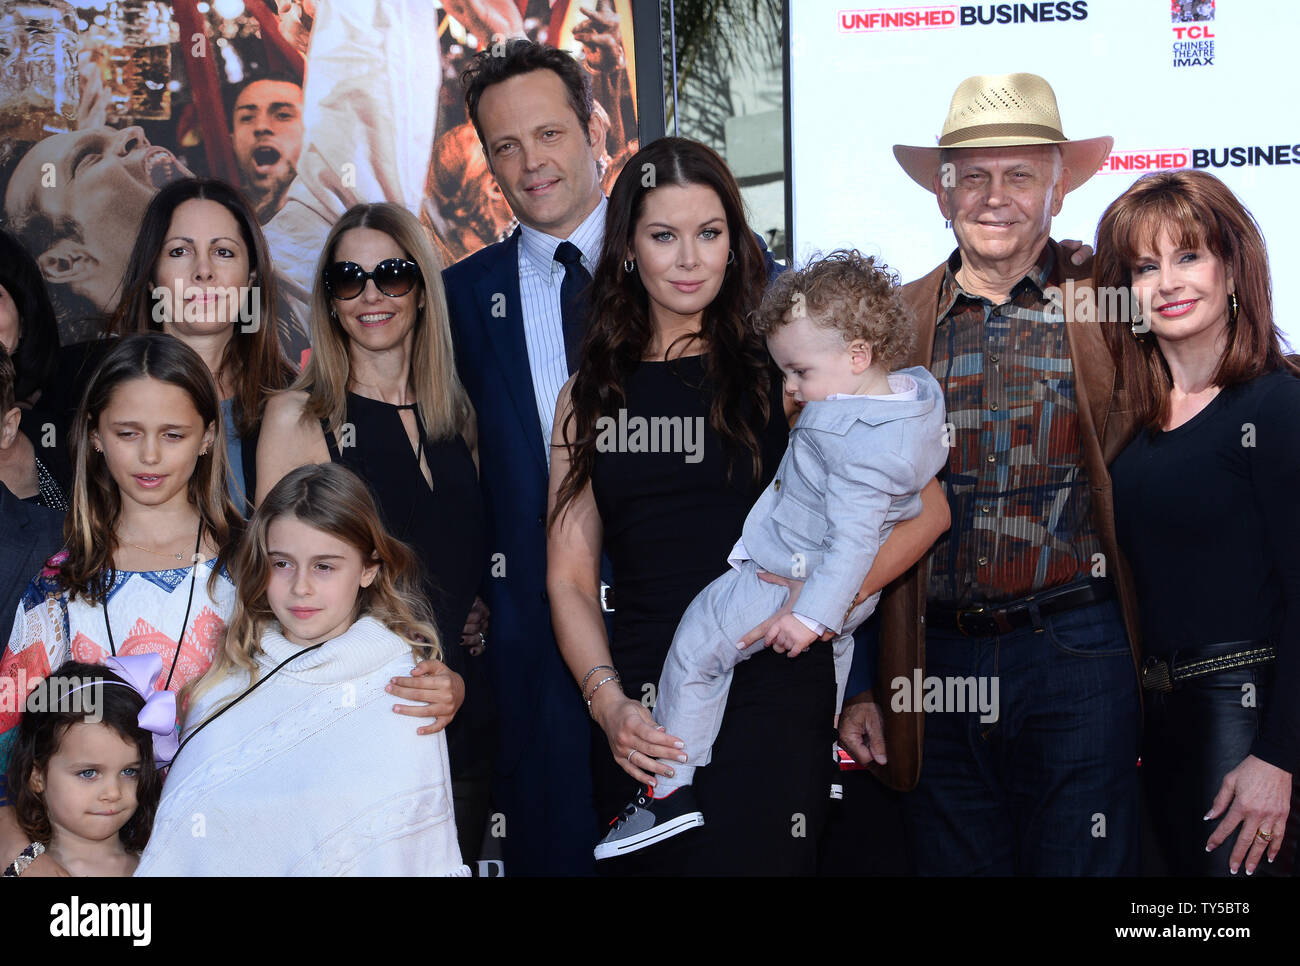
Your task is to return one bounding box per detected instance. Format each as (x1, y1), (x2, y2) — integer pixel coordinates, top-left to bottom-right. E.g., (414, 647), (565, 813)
(443, 41), (611, 876)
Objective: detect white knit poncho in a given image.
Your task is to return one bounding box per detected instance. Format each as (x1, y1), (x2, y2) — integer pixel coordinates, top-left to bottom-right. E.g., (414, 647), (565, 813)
(136, 616), (469, 876)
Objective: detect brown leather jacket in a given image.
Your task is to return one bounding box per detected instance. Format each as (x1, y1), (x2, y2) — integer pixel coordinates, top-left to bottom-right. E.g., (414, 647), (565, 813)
(868, 240), (1142, 791)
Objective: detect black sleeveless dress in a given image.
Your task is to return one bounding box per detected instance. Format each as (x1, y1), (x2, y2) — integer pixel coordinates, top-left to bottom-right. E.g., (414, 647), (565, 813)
(322, 392), (492, 777)
(590, 355), (836, 874)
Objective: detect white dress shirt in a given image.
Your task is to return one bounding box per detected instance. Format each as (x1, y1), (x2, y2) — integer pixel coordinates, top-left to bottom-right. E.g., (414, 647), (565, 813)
(517, 196), (608, 457)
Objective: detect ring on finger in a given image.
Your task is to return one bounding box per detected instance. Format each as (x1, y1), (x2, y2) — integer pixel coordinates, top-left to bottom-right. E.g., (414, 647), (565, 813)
(627, 749), (637, 764)
(1257, 828), (1274, 842)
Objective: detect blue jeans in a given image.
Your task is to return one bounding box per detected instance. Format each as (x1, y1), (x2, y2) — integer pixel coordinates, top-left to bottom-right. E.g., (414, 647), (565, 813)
(902, 597), (1141, 875)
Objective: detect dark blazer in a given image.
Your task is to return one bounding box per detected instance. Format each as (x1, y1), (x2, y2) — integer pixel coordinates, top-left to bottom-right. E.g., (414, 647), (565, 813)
(444, 228), (577, 774)
(443, 228), (598, 874)
(0, 482), (65, 641)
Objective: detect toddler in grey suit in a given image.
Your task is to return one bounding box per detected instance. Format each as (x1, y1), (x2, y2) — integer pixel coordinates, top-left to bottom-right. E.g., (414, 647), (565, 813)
(596, 251), (948, 860)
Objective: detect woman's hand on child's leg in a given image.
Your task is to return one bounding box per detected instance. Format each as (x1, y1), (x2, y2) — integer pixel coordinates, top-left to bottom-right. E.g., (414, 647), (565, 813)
(590, 687), (686, 787)
(387, 660), (465, 735)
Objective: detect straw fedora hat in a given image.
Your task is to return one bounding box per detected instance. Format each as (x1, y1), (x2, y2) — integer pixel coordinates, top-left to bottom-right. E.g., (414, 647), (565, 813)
(893, 72), (1113, 193)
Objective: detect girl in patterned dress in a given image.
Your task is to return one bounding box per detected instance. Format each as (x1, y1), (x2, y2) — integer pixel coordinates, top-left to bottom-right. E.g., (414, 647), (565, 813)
(0, 333), (242, 799)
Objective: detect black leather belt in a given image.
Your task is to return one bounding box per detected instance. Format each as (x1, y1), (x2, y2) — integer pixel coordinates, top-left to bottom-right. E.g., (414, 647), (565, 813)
(1141, 641), (1275, 693)
(927, 579), (1115, 637)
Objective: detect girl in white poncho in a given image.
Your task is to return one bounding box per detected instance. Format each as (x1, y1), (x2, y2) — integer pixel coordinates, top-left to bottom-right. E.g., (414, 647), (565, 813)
(136, 463), (468, 876)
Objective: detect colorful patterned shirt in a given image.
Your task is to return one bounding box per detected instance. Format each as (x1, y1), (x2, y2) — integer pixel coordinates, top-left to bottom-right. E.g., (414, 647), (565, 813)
(0, 554), (235, 803)
(925, 244), (1102, 605)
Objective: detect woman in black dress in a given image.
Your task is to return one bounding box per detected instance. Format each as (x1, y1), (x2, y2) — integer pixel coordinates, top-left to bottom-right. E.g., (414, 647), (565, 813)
(1096, 170), (1300, 876)
(547, 138), (947, 874)
(257, 203), (491, 864)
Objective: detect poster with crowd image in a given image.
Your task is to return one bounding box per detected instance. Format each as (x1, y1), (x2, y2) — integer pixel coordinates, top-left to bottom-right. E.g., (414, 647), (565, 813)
(0, 0), (644, 363)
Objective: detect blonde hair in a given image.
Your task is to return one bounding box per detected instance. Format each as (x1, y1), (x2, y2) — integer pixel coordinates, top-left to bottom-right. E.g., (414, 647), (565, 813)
(62, 334), (241, 603)
(293, 203), (476, 451)
(184, 463), (440, 721)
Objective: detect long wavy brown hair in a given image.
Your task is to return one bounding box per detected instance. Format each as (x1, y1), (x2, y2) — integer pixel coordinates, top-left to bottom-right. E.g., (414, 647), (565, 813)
(62, 333), (241, 603)
(551, 137), (771, 524)
(107, 178), (295, 436)
(1094, 170), (1297, 431)
(185, 463), (440, 722)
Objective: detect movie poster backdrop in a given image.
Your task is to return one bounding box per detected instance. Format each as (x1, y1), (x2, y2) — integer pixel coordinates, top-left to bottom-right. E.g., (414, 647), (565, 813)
(0, 0), (644, 363)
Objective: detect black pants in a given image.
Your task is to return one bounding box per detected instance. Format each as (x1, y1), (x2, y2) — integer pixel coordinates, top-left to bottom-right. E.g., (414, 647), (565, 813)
(1142, 646), (1294, 876)
(594, 643), (836, 876)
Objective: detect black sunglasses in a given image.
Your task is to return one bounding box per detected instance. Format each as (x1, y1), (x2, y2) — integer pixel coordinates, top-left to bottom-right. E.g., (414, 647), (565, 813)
(323, 258), (422, 300)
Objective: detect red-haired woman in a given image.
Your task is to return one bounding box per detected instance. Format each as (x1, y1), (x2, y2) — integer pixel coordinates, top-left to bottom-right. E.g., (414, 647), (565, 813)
(1096, 170), (1300, 876)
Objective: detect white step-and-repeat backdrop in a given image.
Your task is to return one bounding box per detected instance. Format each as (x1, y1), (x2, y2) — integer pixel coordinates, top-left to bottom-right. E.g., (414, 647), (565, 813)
(788, 0), (1299, 344)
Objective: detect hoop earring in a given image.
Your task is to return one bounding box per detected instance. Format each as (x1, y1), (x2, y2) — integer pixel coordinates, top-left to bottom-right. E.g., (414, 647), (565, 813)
(726, 249), (735, 265)
(1228, 291), (1239, 324)
(623, 258), (635, 273)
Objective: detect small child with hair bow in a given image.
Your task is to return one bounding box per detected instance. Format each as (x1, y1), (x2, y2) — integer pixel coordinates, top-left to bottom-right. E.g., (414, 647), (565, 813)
(3, 656), (167, 876)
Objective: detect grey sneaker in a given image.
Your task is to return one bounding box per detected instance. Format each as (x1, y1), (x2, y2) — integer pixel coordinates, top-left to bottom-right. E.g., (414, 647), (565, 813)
(593, 786), (705, 860)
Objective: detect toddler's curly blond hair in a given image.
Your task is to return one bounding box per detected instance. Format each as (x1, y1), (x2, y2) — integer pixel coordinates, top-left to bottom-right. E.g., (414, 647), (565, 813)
(752, 250), (916, 370)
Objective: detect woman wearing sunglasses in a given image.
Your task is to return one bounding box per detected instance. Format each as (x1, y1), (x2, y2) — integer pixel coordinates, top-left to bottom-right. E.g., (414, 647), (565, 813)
(257, 202), (494, 865)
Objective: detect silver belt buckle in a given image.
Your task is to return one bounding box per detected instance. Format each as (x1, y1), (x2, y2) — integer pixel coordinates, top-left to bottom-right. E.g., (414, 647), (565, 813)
(600, 582), (615, 614)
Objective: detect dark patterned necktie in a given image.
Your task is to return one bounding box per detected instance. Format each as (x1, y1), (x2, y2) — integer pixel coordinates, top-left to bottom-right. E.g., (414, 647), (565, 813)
(554, 240), (593, 375)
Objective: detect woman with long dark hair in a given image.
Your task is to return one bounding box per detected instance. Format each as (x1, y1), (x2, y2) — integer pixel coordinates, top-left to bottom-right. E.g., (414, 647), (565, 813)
(1096, 170), (1300, 875)
(547, 138), (947, 873)
(110, 178), (296, 511)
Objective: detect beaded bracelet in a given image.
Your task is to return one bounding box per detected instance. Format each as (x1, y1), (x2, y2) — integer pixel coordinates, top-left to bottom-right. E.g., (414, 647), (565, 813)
(586, 673), (621, 719)
(3, 841), (45, 877)
(581, 664), (616, 701)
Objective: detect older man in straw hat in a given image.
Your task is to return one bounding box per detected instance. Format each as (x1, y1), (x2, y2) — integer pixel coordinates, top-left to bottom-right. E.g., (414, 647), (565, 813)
(837, 72), (1143, 875)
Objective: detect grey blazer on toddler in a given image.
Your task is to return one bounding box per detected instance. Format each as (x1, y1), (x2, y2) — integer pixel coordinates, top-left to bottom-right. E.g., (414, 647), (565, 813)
(739, 365), (949, 632)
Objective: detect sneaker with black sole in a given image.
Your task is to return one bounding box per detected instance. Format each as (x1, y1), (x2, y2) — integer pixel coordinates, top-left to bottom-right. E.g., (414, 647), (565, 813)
(593, 785), (705, 860)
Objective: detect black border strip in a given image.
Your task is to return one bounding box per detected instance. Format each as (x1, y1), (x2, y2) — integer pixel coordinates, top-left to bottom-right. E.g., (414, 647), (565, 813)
(632, 0), (667, 145)
(781, 0), (794, 262)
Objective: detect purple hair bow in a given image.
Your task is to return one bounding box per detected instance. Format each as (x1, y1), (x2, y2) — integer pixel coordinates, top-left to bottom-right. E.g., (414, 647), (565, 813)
(103, 654), (180, 766)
